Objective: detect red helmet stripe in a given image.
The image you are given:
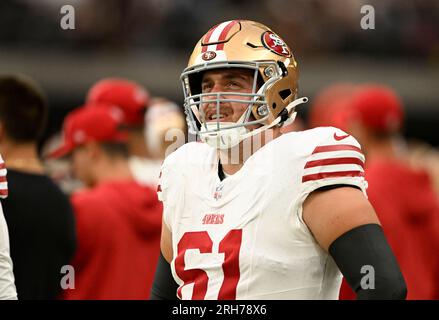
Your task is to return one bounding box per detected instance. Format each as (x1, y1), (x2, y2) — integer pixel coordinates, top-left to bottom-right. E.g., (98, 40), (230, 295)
(202, 25), (218, 53)
(216, 20), (239, 50)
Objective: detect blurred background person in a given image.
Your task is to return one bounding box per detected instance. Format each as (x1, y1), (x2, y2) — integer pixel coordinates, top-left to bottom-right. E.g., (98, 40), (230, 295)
(0, 75), (76, 299)
(406, 140), (439, 197)
(308, 83), (358, 130)
(86, 78), (160, 186)
(86, 79), (186, 188)
(49, 106), (162, 299)
(331, 84), (439, 300)
(145, 97), (186, 160)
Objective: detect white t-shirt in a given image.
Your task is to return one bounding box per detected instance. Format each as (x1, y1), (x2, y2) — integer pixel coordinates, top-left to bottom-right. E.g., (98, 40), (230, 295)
(158, 127), (367, 300)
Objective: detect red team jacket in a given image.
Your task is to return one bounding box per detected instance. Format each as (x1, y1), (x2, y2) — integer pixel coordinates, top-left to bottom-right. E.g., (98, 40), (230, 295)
(339, 158), (439, 300)
(63, 180), (162, 300)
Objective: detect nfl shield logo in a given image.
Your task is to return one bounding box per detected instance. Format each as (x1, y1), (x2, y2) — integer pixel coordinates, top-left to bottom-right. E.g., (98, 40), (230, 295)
(213, 184), (224, 201)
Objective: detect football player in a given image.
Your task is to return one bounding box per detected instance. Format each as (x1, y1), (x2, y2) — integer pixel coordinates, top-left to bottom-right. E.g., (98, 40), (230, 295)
(151, 20), (407, 300)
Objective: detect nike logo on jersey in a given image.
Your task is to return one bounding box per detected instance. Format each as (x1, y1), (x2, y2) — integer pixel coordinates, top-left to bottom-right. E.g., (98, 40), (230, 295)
(334, 132), (350, 141)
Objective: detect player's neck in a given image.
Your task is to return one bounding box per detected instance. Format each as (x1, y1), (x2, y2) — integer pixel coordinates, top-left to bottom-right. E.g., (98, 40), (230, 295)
(218, 148), (245, 176)
(1, 140), (45, 174)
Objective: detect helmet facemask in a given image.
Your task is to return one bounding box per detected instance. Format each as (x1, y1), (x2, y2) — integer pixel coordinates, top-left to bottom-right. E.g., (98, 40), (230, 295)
(182, 61), (289, 149)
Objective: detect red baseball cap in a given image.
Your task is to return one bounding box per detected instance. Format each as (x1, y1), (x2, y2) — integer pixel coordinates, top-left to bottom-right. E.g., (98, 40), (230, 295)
(86, 78), (149, 126)
(48, 104), (128, 159)
(309, 83), (358, 130)
(349, 84), (404, 133)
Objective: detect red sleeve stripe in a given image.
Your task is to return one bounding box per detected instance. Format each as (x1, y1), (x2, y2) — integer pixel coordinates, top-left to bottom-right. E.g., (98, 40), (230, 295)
(302, 170), (364, 183)
(0, 189), (8, 196)
(0, 176), (6, 183)
(304, 157), (364, 169)
(0, 162), (5, 170)
(312, 144), (362, 154)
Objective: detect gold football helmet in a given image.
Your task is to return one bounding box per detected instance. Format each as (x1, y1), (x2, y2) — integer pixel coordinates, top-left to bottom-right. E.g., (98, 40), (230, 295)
(181, 20), (308, 149)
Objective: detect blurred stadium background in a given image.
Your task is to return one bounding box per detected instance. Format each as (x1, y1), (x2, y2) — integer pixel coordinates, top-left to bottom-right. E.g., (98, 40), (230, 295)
(0, 0), (438, 148)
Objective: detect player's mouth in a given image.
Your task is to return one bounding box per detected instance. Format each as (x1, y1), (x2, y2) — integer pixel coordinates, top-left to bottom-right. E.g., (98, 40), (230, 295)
(205, 108), (233, 122)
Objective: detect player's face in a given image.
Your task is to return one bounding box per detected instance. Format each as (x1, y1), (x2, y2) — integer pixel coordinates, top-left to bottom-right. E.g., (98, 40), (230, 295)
(200, 68), (255, 123)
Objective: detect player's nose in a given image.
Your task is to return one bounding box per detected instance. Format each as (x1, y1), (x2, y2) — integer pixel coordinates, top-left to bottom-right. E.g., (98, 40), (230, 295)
(206, 81), (224, 96)
(202, 86), (220, 109)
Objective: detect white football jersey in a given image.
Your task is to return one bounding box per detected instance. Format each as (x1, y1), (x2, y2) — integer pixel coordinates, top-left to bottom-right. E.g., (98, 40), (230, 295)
(158, 127), (368, 300)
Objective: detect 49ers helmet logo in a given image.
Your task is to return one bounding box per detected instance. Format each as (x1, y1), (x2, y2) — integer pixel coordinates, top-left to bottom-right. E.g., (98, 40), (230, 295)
(262, 31), (291, 57)
(201, 51), (217, 61)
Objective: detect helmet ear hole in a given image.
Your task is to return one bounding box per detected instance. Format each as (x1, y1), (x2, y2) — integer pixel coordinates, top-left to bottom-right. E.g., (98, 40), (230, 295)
(272, 103), (277, 109)
(279, 89), (292, 101)
(277, 61), (288, 76)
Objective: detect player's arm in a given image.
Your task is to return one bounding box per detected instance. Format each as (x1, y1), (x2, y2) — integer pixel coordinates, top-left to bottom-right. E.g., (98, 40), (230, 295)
(150, 216), (179, 300)
(303, 186), (407, 300)
(150, 160), (180, 300)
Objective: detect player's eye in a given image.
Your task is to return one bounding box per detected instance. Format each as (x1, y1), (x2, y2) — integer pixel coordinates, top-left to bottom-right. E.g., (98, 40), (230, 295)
(225, 81), (241, 89)
(201, 82), (213, 93)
